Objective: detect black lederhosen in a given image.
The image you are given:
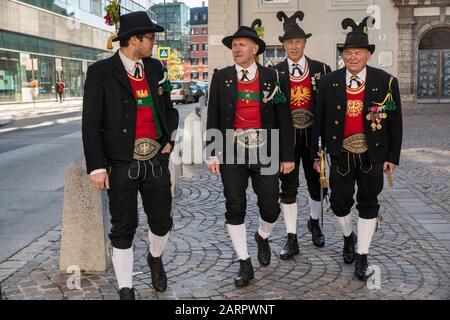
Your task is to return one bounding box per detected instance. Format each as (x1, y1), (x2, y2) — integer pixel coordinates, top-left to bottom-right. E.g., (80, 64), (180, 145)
(280, 127), (326, 204)
(329, 150), (383, 219)
(106, 153), (173, 249)
(220, 141), (280, 225)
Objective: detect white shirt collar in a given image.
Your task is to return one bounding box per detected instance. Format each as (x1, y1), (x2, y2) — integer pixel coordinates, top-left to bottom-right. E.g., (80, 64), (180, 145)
(287, 56), (306, 74)
(235, 61), (258, 81)
(118, 49), (144, 75)
(346, 67), (367, 87)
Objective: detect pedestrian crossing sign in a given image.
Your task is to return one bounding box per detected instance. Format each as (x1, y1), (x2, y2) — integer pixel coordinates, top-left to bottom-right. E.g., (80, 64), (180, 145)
(158, 47), (171, 61)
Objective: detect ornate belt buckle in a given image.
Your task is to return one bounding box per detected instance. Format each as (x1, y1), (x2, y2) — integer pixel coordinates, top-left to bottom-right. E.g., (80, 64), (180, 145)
(133, 138), (161, 161)
(292, 109), (314, 129)
(235, 129), (266, 150)
(342, 134), (368, 154)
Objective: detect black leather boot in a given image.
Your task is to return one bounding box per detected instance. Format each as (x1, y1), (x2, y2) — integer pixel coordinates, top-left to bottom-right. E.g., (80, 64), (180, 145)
(279, 233), (300, 260)
(307, 218), (325, 247)
(118, 287), (135, 300)
(355, 253), (374, 281)
(343, 232), (357, 264)
(254, 232), (271, 266)
(147, 252), (167, 292)
(234, 258), (254, 287)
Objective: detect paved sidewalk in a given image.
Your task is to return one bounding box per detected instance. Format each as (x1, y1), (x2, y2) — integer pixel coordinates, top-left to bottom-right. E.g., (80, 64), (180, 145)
(0, 100), (82, 126)
(0, 104), (449, 300)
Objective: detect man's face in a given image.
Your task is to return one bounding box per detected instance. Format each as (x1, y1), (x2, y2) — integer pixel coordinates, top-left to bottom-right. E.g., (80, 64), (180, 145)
(231, 37), (258, 67)
(343, 48), (371, 74)
(133, 33), (157, 58)
(283, 38), (306, 62)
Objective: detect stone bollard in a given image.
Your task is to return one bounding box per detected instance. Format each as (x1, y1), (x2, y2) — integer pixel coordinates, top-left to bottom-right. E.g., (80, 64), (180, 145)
(181, 111), (204, 164)
(59, 152), (181, 274)
(59, 155), (111, 273)
(169, 151), (181, 198)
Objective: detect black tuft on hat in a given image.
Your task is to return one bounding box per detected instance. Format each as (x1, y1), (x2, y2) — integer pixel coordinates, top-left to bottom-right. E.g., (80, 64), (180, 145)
(339, 16), (375, 54)
(277, 11), (312, 43)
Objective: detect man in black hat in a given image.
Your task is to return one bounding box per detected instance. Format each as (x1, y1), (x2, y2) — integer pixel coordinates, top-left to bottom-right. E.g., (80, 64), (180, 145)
(82, 11), (179, 299)
(312, 17), (402, 281)
(206, 22), (295, 287)
(274, 11), (332, 259)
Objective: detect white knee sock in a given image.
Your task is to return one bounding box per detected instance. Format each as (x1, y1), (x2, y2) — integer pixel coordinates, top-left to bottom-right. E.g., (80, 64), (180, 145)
(148, 229), (170, 258)
(337, 214), (353, 237)
(112, 247), (133, 289)
(258, 217), (276, 239)
(357, 217), (377, 254)
(309, 198), (321, 220)
(227, 223), (250, 260)
(281, 202), (298, 234)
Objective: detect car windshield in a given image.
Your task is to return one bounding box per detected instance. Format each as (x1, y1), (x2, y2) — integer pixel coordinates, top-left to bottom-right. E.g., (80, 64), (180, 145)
(171, 82), (182, 89)
(190, 85), (199, 90)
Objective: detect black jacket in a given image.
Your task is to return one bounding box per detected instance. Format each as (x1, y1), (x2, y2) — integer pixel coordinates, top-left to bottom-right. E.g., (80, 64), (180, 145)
(82, 51), (179, 174)
(206, 63), (295, 162)
(274, 56), (332, 115)
(311, 66), (403, 165)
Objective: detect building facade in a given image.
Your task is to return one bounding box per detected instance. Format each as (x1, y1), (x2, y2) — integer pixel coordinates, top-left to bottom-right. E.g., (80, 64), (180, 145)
(186, 4), (208, 81)
(394, 0), (450, 104)
(208, 0), (450, 104)
(0, 0), (154, 104)
(152, 0), (190, 61)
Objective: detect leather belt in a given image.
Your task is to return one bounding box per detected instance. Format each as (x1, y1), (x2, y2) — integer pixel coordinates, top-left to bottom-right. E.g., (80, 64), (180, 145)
(342, 134), (368, 154)
(133, 137), (161, 161)
(292, 109), (314, 129)
(234, 128), (267, 149)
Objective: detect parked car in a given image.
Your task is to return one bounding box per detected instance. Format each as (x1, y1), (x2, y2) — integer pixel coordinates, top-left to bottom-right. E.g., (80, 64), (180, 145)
(189, 83), (205, 102)
(170, 81), (195, 104)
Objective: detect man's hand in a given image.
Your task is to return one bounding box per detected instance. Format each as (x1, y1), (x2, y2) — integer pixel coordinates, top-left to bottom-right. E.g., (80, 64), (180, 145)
(161, 143), (172, 154)
(280, 162), (295, 174)
(313, 159), (321, 174)
(90, 172), (110, 190)
(384, 161), (396, 174)
(208, 156), (220, 174)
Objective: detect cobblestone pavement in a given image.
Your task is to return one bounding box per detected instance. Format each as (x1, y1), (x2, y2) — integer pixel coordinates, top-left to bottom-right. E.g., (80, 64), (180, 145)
(0, 105), (449, 300)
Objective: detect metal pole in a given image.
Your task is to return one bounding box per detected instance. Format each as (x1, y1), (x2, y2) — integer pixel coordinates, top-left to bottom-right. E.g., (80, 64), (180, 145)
(238, 0), (242, 27)
(164, 0), (167, 47)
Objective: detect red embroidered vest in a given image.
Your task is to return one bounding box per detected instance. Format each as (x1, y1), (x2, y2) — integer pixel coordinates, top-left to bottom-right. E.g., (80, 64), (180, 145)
(234, 72), (262, 129)
(290, 63), (312, 111)
(344, 83), (365, 138)
(128, 73), (161, 140)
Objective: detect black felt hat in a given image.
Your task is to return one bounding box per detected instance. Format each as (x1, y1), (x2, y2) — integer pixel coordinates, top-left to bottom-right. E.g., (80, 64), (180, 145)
(113, 11), (164, 42)
(339, 17), (375, 54)
(277, 11), (311, 43)
(222, 19), (266, 55)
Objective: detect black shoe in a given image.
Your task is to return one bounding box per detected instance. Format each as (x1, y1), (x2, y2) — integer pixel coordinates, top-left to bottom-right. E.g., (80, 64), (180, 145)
(254, 232), (271, 266)
(307, 218), (325, 248)
(355, 253), (374, 281)
(147, 252), (167, 292)
(279, 233), (300, 260)
(343, 232), (357, 264)
(118, 287), (135, 300)
(234, 258), (254, 287)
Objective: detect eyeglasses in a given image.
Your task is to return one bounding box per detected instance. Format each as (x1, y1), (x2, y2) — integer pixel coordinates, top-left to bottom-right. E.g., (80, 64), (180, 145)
(142, 34), (156, 41)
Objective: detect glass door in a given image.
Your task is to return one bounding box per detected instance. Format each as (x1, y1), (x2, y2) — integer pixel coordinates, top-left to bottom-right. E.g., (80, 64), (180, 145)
(441, 49), (450, 99)
(418, 50), (439, 99)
